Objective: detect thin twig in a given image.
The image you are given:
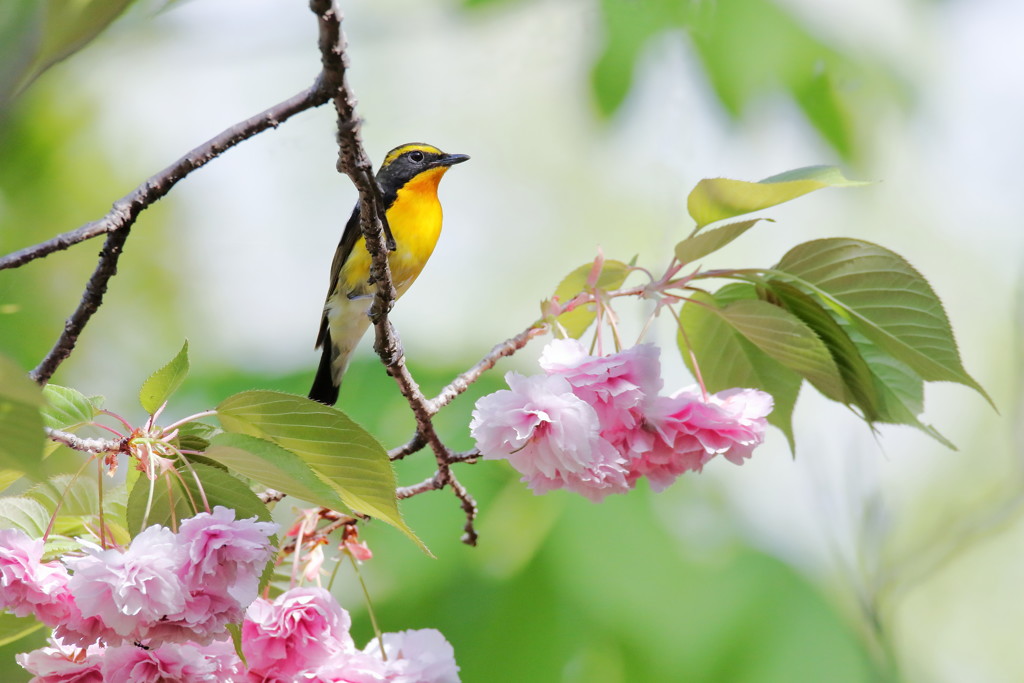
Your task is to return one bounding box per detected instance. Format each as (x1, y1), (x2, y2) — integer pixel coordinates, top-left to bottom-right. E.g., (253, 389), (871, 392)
(428, 323), (547, 414)
(387, 432), (426, 461)
(386, 323), (547, 461)
(281, 512), (358, 555)
(24, 83), (330, 385)
(448, 450), (480, 463)
(396, 471), (445, 500)
(446, 473), (478, 546)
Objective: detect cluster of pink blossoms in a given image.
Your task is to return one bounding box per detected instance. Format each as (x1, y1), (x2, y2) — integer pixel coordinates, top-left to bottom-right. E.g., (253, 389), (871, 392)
(0, 507), (460, 682)
(242, 587), (459, 682)
(471, 339), (773, 501)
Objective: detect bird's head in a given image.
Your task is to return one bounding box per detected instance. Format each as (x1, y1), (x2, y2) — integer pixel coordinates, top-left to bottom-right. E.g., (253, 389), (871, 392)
(376, 143), (469, 198)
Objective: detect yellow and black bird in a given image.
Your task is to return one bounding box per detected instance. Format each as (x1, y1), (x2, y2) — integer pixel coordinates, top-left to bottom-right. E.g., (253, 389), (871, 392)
(308, 143), (469, 405)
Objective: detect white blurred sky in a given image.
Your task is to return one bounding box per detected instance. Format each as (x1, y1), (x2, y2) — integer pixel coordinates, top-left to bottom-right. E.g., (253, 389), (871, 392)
(45, 0), (1024, 679)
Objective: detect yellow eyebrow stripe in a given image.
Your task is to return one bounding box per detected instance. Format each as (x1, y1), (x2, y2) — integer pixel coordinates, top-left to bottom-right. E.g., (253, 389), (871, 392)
(382, 143), (443, 166)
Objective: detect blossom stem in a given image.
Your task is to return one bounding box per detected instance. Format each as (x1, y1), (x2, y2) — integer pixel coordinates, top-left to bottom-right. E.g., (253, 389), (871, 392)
(591, 302), (603, 356)
(94, 422), (126, 439)
(291, 515), (310, 587)
(604, 296), (625, 352)
(100, 409), (134, 433)
(164, 469), (189, 530)
(351, 554), (387, 661)
(630, 263), (657, 282)
(151, 401), (167, 424)
(668, 304), (710, 401)
(97, 458), (107, 549)
(174, 448), (211, 515)
(325, 551), (345, 592)
(635, 304), (660, 343)
(161, 410), (218, 435)
(42, 455), (98, 542)
(141, 454), (157, 530)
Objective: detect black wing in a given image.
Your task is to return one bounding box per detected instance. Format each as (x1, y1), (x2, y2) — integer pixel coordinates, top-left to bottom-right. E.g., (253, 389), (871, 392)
(314, 202), (362, 350)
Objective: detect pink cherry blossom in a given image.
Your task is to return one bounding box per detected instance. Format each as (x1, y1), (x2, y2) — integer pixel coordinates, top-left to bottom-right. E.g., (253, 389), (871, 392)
(242, 586), (355, 678)
(64, 525), (185, 644)
(15, 639), (105, 683)
(0, 529), (71, 623)
(363, 629), (461, 683)
(149, 507), (276, 645)
(624, 387), (773, 491)
(307, 650), (389, 682)
(195, 638), (246, 680)
(51, 591), (117, 649)
(101, 641), (232, 683)
(143, 585), (244, 645)
(539, 339), (662, 432)
(695, 387), (774, 464)
(471, 372), (629, 501)
(176, 506), (276, 604)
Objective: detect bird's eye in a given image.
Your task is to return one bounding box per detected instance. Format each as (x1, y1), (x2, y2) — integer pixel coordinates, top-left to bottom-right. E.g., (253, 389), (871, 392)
(408, 151), (425, 163)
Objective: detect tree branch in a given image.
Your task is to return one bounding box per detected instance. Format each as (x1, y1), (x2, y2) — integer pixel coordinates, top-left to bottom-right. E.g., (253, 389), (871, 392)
(15, 0), (536, 548)
(45, 428), (124, 454)
(310, 0), (480, 544)
(23, 83), (330, 385)
(2, 85), (327, 273)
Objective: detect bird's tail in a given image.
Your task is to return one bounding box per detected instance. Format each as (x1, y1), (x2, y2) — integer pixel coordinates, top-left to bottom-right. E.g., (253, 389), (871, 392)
(308, 300), (371, 405)
(308, 328), (341, 406)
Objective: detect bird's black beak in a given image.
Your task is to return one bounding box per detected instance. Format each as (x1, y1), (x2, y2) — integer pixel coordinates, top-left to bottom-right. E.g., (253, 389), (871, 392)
(432, 153), (470, 168)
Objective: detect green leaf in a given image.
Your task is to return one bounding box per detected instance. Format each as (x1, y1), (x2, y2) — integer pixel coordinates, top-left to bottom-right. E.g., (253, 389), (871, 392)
(125, 462), (272, 537)
(227, 622), (246, 667)
(41, 384), (98, 430)
(550, 259), (631, 338)
(791, 68), (854, 159)
(590, 0), (695, 116)
(0, 612), (45, 648)
(678, 285), (802, 448)
(686, 0), (892, 159)
(24, 473), (132, 542)
(589, 0), (902, 159)
(774, 238), (991, 405)
(0, 496), (50, 536)
(139, 340), (190, 415)
(41, 535), (83, 561)
(763, 279), (880, 420)
(7, 0), (135, 104)
(205, 433), (350, 511)
(215, 391), (423, 549)
(26, 474), (98, 517)
(712, 298), (846, 403)
(675, 219), (763, 264)
(174, 421), (220, 453)
(687, 166), (866, 230)
(0, 0), (43, 107)
(0, 470), (24, 493)
(845, 324), (955, 448)
(0, 354), (45, 480)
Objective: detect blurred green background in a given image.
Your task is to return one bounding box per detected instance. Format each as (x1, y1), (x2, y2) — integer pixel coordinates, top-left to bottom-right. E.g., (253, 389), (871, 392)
(1, 0), (1021, 681)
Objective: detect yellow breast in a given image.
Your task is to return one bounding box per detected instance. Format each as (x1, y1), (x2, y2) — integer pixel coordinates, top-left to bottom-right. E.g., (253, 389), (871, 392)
(339, 166), (447, 296)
